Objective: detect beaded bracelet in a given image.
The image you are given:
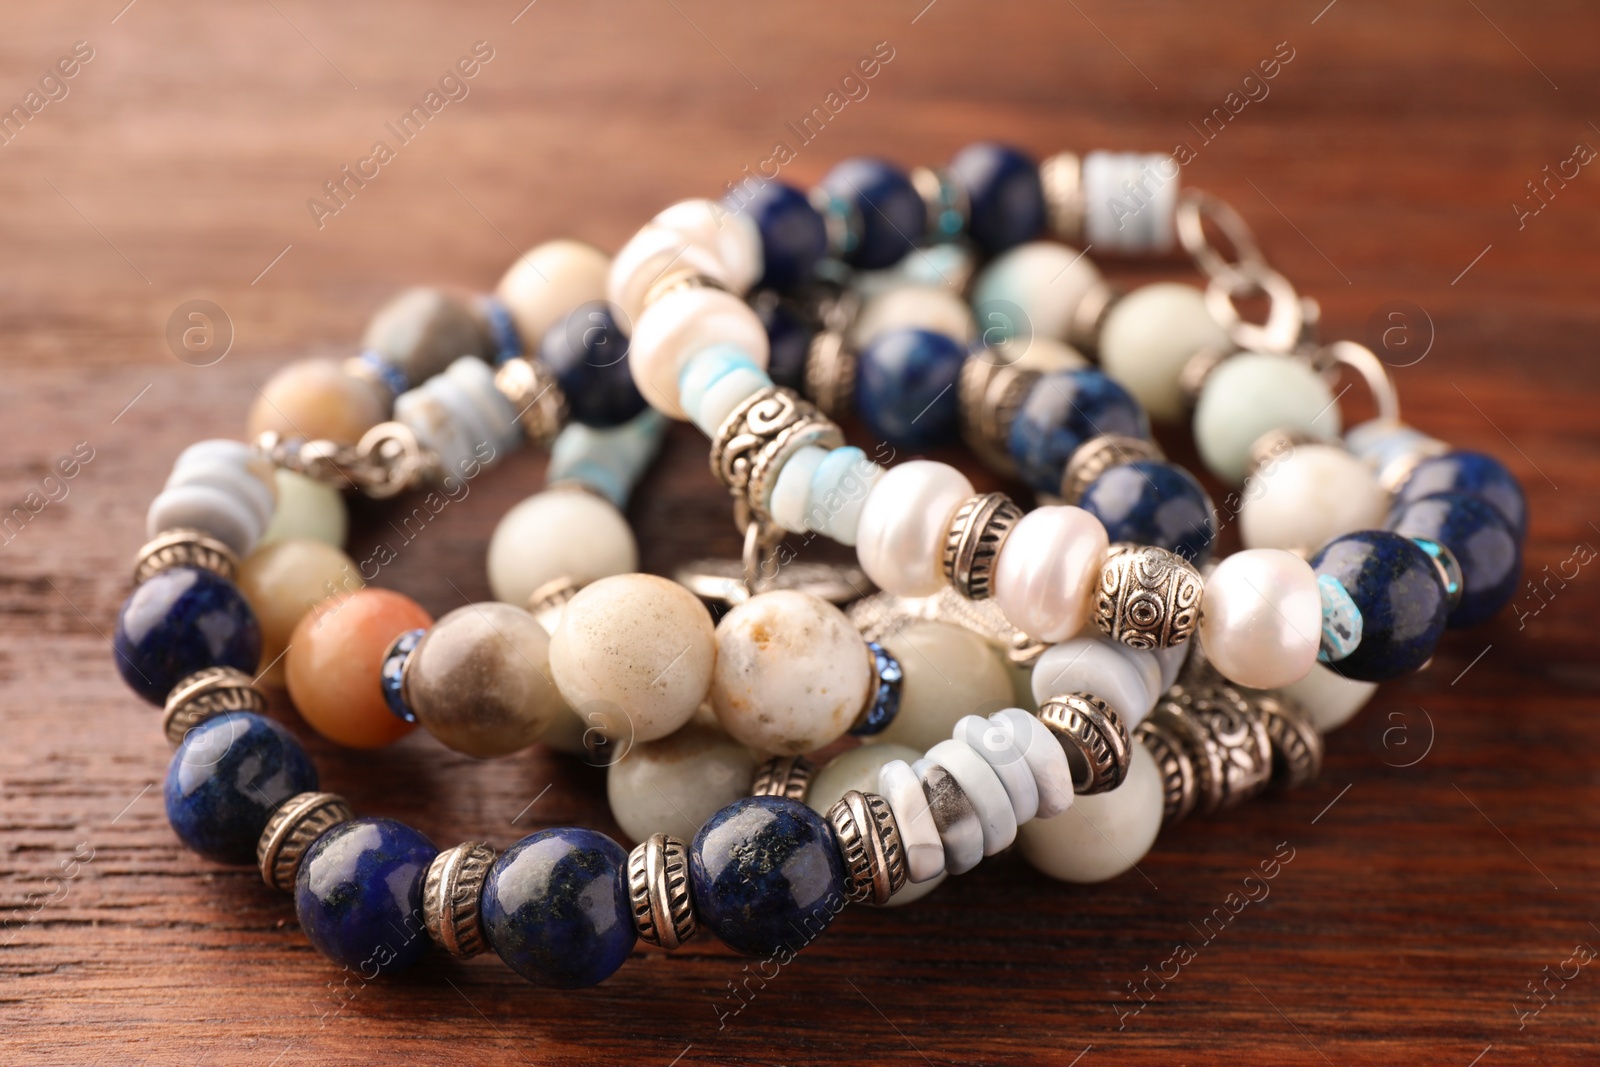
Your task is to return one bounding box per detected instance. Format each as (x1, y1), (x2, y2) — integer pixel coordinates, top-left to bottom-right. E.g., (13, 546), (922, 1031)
(112, 141), (1527, 990)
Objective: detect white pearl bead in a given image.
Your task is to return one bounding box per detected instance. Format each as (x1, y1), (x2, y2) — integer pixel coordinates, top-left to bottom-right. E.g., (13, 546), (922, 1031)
(495, 239), (610, 347)
(487, 489), (638, 607)
(628, 286), (768, 419)
(852, 286), (976, 348)
(970, 241), (1104, 342)
(990, 707), (1075, 818)
(1031, 637), (1154, 728)
(923, 739), (1016, 856)
(1280, 662), (1377, 732)
(1194, 352), (1341, 484)
(1099, 282), (1228, 422)
(607, 724), (758, 845)
(259, 469), (346, 548)
(867, 622), (1013, 753)
(1017, 743), (1163, 883)
(992, 505), (1109, 643)
(651, 199), (763, 295)
(710, 590), (872, 755)
(1198, 548), (1322, 690)
(952, 714), (1039, 824)
(854, 460), (972, 596)
(1240, 443), (1389, 555)
(549, 574), (716, 743)
(879, 758), (945, 883)
(607, 225), (742, 332)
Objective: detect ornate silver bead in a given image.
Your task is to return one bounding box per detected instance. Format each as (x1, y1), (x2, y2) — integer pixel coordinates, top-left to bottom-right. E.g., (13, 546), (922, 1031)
(627, 833), (696, 950)
(1150, 684), (1272, 815)
(1037, 692), (1132, 795)
(941, 492), (1023, 600)
(1094, 543), (1204, 651)
(1177, 344), (1238, 409)
(492, 356), (568, 447)
(710, 387), (844, 524)
(162, 666), (266, 748)
(957, 354), (1039, 478)
(827, 790), (908, 905)
(423, 841), (497, 959)
(803, 329), (858, 420)
(1134, 715), (1199, 826)
(1254, 692), (1324, 791)
(134, 528), (238, 586)
(751, 754), (816, 802)
(1059, 434), (1167, 505)
(256, 792), (354, 892)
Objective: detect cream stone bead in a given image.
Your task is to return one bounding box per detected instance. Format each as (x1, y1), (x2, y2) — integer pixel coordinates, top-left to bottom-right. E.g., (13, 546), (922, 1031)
(991, 505), (1109, 643)
(1280, 662), (1378, 732)
(608, 224), (740, 333)
(247, 358), (387, 445)
(606, 724), (758, 845)
(1194, 352), (1341, 485)
(1198, 549), (1322, 690)
(651, 199), (763, 295)
(628, 286), (768, 419)
(710, 590), (872, 755)
(550, 574), (716, 744)
(852, 286), (976, 348)
(1031, 637), (1155, 728)
(1099, 283), (1229, 422)
(868, 622), (1013, 753)
(1240, 443), (1389, 555)
(970, 241), (1104, 342)
(236, 539), (363, 687)
(259, 469), (347, 548)
(486, 489), (638, 607)
(989, 707), (1075, 818)
(1017, 743), (1163, 883)
(854, 460), (972, 596)
(812, 742), (949, 903)
(495, 239), (611, 345)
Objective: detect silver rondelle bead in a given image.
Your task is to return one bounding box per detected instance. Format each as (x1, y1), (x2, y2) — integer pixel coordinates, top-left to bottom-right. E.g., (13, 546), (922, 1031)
(827, 790), (908, 905)
(803, 329), (858, 420)
(958, 355), (1040, 478)
(134, 528), (239, 586)
(1060, 434), (1166, 505)
(627, 833), (696, 950)
(256, 792), (354, 892)
(751, 754), (816, 802)
(1094, 543), (1204, 651)
(492, 356), (568, 447)
(1134, 715), (1199, 826)
(423, 841), (497, 959)
(1068, 281), (1121, 356)
(162, 666), (266, 748)
(941, 492), (1023, 600)
(1254, 692), (1324, 790)
(1152, 684), (1272, 814)
(1037, 692), (1132, 795)
(1177, 344), (1238, 409)
(710, 387), (844, 523)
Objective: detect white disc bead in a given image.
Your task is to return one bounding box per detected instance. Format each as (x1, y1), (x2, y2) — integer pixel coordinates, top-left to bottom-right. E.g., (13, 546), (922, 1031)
(1240, 442), (1388, 555)
(606, 724), (758, 845)
(990, 707), (1075, 818)
(866, 622), (1014, 753)
(1280, 662), (1378, 732)
(854, 460), (973, 596)
(495, 239), (610, 348)
(952, 714), (1039, 824)
(922, 739), (1016, 856)
(1194, 352), (1341, 484)
(878, 758), (945, 884)
(1099, 282), (1228, 422)
(1031, 637), (1156, 728)
(1017, 742), (1163, 883)
(628, 286), (768, 420)
(811, 743), (945, 905)
(1198, 548), (1322, 690)
(487, 490), (638, 607)
(992, 505), (1109, 643)
(393, 356), (521, 480)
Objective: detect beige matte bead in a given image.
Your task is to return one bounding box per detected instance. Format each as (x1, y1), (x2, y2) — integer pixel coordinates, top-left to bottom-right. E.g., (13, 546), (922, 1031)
(606, 724), (758, 844)
(237, 539), (363, 687)
(496, 240), (611, 345)
(866, 622), (1014, 753)
(248, 359), (387, 445)
(1017, 743), (1163, 883)
(362, 287), (491, 386)
(259, 468), (348, 548)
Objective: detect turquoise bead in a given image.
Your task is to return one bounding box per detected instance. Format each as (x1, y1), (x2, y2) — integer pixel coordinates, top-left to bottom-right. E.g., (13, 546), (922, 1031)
(804, 446), (882, 546)
(678, 344), (773, 435)
(547, 410), (666, 507)
(1316, 574), (1363, 663)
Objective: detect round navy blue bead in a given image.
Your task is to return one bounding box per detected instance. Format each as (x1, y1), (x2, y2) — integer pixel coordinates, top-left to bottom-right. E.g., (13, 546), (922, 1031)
(295, 818), (438, 974)
(690, 795), (847, 958)
(1008, 369), (1150, 495)
(733, 181), (827, 292)
(1388, 491), (1522, 630)
(755, 294), (816, 391)
(1394, 450), (1527, 543)
(537, 301), (647, 428)
(1080, 460), (1217, 565)
(947, 142), (1045, 254)
(1309, 530), (1449, 682)
(855, 328), (967, 449)
(818, 158), (925, 270)
(481, 827), (635, 988)
(114, 566), (262, 706)
(164, 711), (317, 866)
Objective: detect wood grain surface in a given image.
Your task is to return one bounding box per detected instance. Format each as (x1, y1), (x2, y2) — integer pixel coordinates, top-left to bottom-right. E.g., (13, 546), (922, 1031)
(3, 1), (1599, 1064)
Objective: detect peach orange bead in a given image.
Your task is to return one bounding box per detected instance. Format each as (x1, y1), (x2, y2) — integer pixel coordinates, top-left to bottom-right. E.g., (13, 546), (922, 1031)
(286, 588), (433, 748)
(237, 539), (363, 687)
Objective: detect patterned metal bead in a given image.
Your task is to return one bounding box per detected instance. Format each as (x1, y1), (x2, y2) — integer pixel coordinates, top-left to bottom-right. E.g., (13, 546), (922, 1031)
(709, 387), (844, 523)
(826, 790), (908, 905)
(134, 527), (239, 586)
(626, 833), (696, 950)
(492, 356), (568, 447)
(379, 627), (426, 724)
(1134, 715), (1199, 826)
(1060, 434), (1166, 505)
(161, 666), (266, 749)
(957, 355), (1039, 478)
(1039, 151), (1085, 243)
(423, 841), (497, 959)
(941, 492), (1023, 600)
(1036, 692), (1131, 795)
(256, 791), (354, 892)
(1152, 684), (1272, 815)
(803, 330), (857, 420)
(750, 754), (816, 802)
(1094, 543), (1204, 651)
(1253, 692), (1324, 791)
(851, 642), (903, 737)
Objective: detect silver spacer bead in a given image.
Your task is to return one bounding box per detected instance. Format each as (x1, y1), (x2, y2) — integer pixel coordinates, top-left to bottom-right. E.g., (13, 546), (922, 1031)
(1094, 543), (1204, 651)
(826, 790), (907, 905)
(423, 841), (497, 959)
(1059, 434), (1167, 505)
(751, 754), (816, 802)
(492, 356), (568, 447)
(627, 833), (696, 950)
(1253, 692), (1323, 791)
(1152, 684), (1272, 815)
(1067, 281), (1121, 356)
(958, 354), (1040, 477)
(1134, 715), (1199, 826)
(803, 330), (857, 420)
(941, 492), (1023, 600)
(162, 666), (266, 748)
(1177, 343), (1239, 409)
(643, 270), (731, 312)
(1039, 151), (1085, 243)
(710, 387), (844, 524)
(1037, 692), (1132, 795)
(257, 792), (354, 892)
(134, 528), (238, 586)
(526, 574), (582, 633)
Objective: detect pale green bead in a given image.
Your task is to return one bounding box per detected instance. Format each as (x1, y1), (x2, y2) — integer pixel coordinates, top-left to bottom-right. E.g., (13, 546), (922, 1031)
(1193, 352), (1340, 485)
(258, 469), (347, 548)
(1099, 282), (1228, 422)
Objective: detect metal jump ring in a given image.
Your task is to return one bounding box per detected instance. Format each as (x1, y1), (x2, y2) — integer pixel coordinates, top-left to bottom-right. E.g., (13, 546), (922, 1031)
(1203, 261), (1304, 355)
(740, 512), (782, 599)
(1312, 340), (1401, 424)
(1177, 190), (1267, 284)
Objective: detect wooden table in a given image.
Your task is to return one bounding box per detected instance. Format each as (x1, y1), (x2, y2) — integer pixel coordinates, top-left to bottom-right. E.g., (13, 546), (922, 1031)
(4, 1), (1598, 1063)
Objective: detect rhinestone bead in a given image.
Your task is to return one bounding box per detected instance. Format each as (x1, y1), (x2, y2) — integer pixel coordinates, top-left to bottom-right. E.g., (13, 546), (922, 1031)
(1037, 692), (1131, 795)
(826, 791), (908, 905)
(161, 666), (266, 749)
(423, 841), (497, 959)
(626, 833), (696, 950)
(751, 754), (816, 802)
(256, 791), (354, 892)
(851, 642), (903, 737)
(941, 492), (1023, 600)
(1094, 543), (1204, 650)
(379, 627), (426, 723)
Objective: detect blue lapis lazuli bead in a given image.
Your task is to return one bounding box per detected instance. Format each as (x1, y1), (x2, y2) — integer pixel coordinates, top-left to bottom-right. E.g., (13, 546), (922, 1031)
(481, 827), (635, 989)
(1078, 459), (1216, 565)
(1387, 491), (1522, 629)
(165, 711), (317, 866)
(852, 641), (903, 737)
(732, 181), (827, 292)
(537, 300), (646, 428)
(114, 566), (262, 706)
(1394, 450), (1527, 543)
(691, 795), (847, 958)
(817, 158), (926, 270)
(1008, 369), (1151, 495)
(1309, 530), (1449, 682)
(755, 294), (815, 391)
(380, 628), (426, 723)
(856, 328), (966, 450)
(296, 818), (438, 974)
(1316, 574), (1363, 663)
(947, 142), (1045, 255)
(478, 294), (524, 364)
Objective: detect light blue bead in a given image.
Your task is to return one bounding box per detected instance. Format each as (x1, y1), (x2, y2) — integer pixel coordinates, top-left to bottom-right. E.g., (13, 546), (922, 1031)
(548, 410), (666, 507)
(1316, 573), (1363, 663)
(805, 446), (883, 546)
(679, 344), (762, 421)
(690, 366), (772, 437)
